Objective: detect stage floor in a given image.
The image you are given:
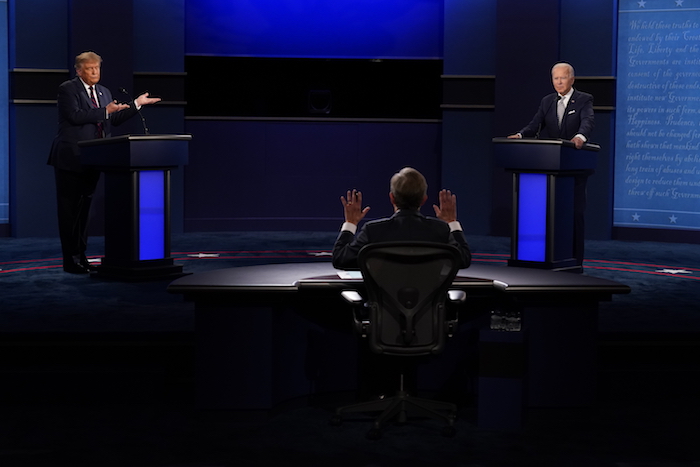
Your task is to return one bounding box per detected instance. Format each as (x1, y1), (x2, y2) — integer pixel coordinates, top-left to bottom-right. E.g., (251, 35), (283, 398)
(0, 231), (698, 335)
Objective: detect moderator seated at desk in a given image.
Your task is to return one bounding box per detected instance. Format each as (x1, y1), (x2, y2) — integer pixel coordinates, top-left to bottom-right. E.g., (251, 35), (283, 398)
(168, 262), (629, 411)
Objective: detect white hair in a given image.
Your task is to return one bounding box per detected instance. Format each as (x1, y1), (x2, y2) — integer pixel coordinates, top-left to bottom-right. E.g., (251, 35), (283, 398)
(552, 62), (574, 77)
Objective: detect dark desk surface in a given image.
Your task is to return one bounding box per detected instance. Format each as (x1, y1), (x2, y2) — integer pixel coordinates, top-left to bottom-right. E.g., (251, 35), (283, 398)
(167, 262), (630, 300)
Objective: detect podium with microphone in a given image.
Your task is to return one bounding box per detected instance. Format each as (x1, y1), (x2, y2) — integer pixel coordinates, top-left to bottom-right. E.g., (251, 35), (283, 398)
(492, 137), (599, 272)
(79, 133), (191, 280)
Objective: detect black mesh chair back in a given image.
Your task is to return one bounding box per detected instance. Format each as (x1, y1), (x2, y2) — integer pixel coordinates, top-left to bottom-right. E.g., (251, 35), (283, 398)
(332, 241), (464, 439)
(358, 241), (462, 357)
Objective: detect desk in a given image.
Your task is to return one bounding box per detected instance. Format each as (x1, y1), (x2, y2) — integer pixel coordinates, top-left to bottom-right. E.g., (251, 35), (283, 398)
(168, 262), (629, 412)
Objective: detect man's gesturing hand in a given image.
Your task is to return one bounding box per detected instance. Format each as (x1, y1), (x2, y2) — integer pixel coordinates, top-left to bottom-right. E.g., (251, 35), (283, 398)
(340, 189), (370, 225)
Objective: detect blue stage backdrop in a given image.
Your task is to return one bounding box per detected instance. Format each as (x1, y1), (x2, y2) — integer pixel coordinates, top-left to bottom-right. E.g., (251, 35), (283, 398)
(185, 0), (443, 59)
(615, 0), (700, 231)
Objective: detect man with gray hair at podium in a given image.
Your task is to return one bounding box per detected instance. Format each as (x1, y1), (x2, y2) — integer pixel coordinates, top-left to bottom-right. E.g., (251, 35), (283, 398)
(48, 51), (161, 274)
(507, 62), (595, 269)
(332, 167), (472, 270)
(508, 62), (594, 149)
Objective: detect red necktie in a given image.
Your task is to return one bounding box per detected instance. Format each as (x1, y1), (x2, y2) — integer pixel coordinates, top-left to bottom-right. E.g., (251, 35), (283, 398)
(89, 86), (104, 138)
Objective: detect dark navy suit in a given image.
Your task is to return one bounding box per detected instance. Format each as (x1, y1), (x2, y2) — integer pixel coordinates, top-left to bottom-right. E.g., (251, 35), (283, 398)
(331, 209), (472, 270)
(518, 89), (594, 141)
(332, 208), (471, 398)
(48, 77), (139, 267)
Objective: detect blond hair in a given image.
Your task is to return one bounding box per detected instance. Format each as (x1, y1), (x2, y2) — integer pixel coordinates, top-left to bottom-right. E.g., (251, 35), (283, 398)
(75, 51), (102, 70)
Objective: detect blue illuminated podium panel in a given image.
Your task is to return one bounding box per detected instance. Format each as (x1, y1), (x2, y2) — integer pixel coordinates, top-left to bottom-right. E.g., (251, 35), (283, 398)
(79, 134), (191, 280)
(493, 138), (599, 271)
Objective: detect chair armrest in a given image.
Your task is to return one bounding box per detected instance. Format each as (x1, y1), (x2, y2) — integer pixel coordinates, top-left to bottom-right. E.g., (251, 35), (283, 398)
(447, 289), (466, 303)
(445, 290), (465, 338)
(341, 290), (370, 337)
(341, 290), (364, 304)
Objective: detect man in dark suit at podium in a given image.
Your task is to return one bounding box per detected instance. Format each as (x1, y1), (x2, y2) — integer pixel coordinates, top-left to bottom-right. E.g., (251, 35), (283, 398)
(508, 62), (595, 268)
(48, 51), (160, 274)
(332, 167), (472, 270)
(508, 62), (594, 148)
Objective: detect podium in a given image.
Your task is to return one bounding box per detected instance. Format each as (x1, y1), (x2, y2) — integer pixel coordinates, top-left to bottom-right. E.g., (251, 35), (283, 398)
(493, 138), (599, 271)
(79, 134), (191, 280)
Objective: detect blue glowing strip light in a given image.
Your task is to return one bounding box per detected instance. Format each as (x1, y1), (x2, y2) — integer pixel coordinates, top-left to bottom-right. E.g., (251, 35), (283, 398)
(185, 0), (443, 59)
(138, 171), (165, 261)
(517, 173), (547, 262)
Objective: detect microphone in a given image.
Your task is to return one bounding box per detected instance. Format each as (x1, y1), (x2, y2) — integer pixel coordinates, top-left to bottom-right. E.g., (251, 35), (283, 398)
(119, 87), (150, 135)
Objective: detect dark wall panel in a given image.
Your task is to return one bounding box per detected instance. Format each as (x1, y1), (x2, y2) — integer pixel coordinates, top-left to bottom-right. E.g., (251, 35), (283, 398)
(10, 105), (60, 237)
(9, 0), (69, 69)
(441, 0), (498, 235)
(183, 120), (441, 232)
(185, 57), (442, 120)
(443, 0), (497, 75)
(441, 110), (495, 235)
(134, 0), (184, 72)
(560, 0), (616, 76)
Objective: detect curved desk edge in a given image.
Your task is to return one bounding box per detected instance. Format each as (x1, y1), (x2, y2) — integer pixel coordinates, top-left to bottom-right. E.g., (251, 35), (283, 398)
(167, 262), (631, 302)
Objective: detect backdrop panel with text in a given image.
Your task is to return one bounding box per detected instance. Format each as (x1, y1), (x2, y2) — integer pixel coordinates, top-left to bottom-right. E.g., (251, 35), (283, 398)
(615, 0), (700, 231)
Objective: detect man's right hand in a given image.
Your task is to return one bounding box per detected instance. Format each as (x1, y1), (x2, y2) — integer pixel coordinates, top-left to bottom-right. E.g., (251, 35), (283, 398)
(106, 100), (129, 114)
(340, 189), (370, 225)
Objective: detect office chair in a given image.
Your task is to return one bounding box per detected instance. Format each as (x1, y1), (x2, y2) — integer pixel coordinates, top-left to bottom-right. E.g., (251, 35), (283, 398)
(331, 242), (467, 440)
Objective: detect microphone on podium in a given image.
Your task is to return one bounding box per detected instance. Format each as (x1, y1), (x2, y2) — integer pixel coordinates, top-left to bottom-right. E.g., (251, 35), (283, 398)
(119, 87), (150, 135)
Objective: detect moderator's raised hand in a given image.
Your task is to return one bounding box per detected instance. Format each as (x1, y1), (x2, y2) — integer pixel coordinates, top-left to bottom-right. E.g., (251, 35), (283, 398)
(340, 189), (370, 225)
(433, 189), (457, 223)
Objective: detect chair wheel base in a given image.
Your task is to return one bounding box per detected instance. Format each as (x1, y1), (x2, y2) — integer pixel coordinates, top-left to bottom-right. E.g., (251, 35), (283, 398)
(366, 428), (382, 440)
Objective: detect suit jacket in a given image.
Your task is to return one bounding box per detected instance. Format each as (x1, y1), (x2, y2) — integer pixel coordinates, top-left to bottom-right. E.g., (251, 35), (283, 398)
(48, 77), (139, 172)
(332, 209), (472, 270)
(518, 89), (594, 141)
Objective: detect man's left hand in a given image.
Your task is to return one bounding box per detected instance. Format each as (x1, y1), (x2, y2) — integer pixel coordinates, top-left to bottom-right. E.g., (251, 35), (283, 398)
(135, 92), (161, 107)
(571, 136), (585, 149)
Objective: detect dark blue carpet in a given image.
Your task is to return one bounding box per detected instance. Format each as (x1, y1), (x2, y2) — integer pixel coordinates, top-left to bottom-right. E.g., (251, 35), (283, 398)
(1, 232), (699, 466)
(1, 232), (699, 333)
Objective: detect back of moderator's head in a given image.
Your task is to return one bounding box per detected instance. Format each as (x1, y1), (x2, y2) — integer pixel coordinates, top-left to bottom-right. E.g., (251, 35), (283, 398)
(390, 167), (427, 210)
